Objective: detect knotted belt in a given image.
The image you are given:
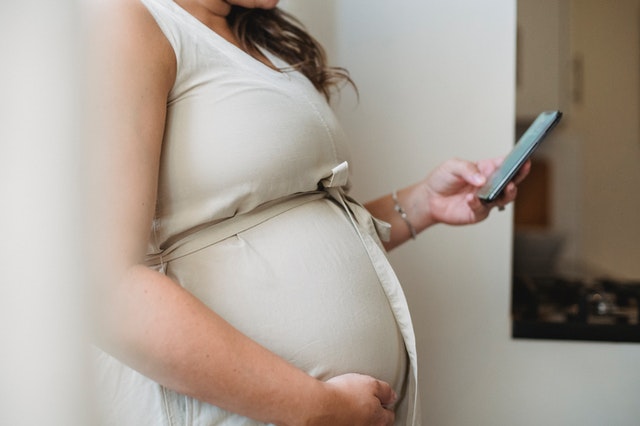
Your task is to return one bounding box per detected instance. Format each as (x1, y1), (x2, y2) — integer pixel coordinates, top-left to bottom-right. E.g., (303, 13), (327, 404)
(144, 161), (388, 268)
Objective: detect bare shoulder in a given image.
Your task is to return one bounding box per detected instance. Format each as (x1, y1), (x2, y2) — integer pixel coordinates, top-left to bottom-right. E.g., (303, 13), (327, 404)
(87, 0), (164, 38)
(87, 0), (176, 90)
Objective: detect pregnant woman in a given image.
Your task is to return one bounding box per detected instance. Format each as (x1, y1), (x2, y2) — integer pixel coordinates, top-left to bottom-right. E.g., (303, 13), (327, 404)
(90, 0), (524, 425)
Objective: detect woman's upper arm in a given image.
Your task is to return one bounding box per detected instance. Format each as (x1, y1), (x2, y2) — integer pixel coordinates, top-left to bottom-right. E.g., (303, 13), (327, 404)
(88, 0), (176, 273)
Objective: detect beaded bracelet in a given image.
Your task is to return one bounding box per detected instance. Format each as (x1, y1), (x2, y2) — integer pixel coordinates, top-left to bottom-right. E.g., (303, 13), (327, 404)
(392, 190), (417, 240)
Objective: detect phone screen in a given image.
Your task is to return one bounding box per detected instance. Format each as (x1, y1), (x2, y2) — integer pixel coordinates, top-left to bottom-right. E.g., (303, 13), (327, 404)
(477, 110), (562, 203)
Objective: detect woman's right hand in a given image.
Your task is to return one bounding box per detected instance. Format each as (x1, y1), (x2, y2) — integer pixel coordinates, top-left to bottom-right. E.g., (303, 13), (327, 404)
(305, 373), (396, 426)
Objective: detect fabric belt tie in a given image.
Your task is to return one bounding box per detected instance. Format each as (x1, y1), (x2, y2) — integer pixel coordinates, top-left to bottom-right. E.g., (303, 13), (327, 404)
(320, 161), (391, 243)
(144, 191), (325, 269)
(145, 161), (389, 269)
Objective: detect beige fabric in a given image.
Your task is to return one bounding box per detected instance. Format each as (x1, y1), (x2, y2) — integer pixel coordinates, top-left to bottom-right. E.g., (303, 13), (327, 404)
(95, 0), (420, 424)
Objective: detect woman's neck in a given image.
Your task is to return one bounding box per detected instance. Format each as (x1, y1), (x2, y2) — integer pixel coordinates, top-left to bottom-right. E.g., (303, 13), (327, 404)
(174, 0), (232, 34)
(174, 0), (278, 70)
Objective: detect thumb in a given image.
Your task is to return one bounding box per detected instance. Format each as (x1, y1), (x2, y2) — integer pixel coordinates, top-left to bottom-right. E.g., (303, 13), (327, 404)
(459, 162), (486, 187)
(443, 158), (486, 187)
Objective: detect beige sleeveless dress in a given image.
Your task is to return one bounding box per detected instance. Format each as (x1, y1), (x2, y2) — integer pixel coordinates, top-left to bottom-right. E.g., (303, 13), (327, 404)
(95, 0), (420, 424)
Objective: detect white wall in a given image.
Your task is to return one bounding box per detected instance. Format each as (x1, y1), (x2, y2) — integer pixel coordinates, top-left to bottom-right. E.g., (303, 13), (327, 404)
(0, 2), (90, 426)
(285, 1), (640, 425)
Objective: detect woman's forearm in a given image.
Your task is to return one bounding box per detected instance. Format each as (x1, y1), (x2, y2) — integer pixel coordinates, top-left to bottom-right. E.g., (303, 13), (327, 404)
(100, 264), (327, 426)
(365, 182), (434, 251)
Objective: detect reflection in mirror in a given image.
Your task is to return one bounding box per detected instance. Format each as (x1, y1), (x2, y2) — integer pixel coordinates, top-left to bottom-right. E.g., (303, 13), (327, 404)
(512, 0), (640, 342)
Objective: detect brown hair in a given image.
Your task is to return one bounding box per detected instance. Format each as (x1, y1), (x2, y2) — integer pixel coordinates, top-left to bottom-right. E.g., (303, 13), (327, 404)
(227, 7), (355, 101)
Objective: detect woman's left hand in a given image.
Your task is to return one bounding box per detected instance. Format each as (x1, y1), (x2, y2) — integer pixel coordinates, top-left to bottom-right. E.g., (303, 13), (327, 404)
(422, 157), (530, 226)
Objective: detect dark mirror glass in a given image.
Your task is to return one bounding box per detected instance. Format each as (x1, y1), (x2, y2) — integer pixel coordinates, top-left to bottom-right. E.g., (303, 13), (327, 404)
(512, 0), (640, 342)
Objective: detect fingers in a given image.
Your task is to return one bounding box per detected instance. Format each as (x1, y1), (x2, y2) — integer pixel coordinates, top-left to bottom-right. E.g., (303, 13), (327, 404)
(380, 406), (395, 426)
(475, 156), (503, 178)
(432, 157), (527, 222)
(466, 180), (517, 218)
(502, 181), (518, 202)
(373, 378), (397, 408)
(484, 182), (518, 212)
(480, 157), (531, 186)
(324, 374), (397, 425)
(472, 156), (528, 204)
(370, 379), (396, 425)
(512, 159), (531, 184)
(495, 181), (518, 205)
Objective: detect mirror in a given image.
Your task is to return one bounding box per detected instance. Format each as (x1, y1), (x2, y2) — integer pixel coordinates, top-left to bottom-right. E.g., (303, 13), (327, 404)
(512, 0), (640, 342)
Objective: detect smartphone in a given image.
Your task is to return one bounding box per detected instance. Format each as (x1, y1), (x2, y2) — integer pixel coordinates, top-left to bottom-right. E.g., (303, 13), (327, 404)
(477, 110), (563, 203)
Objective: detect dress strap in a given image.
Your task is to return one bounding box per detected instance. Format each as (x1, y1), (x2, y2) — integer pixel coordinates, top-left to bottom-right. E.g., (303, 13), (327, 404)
(322, 161), (420, 425)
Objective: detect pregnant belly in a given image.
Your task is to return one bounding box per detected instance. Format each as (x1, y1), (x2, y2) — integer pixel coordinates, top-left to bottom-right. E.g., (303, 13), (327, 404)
(165, 199), (407, 392)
